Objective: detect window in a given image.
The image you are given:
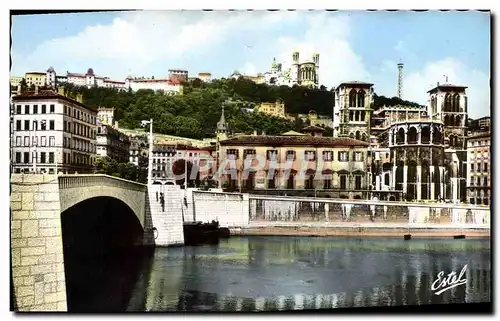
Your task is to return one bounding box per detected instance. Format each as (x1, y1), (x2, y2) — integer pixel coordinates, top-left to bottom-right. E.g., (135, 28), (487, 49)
(49, 120), (55, 130)
(32, 136), (37, 146)
(477, 163), (481, 172)
(23, 152), (29, 164)
(24, 120), (30, 130)
(470, 176), (474, 186)
(40, 136), (46, 147)
(340, 175), (347, 189)
(324, 178), (332, 189)
(41, 121), (46, 131)
(304, 150), (316, 161)
(227, 149), (239, 160)
(49, 152), (54, 163)
(24, 105), (29, 114)
(476, 177), (481, 186)
(41, 105), (46, 114)
(323, 151), (333, 161)
(63, 121), (67, 132)
(15, 152), (21, 163)
(355, 176), (362, 190)
(33, 105), (38, 114)
(16, 105), (21, 114)
(40, 152), (46, 164)
(15, 136), (21, 146)
(243, 149), (256, 159)
(24, 136), (29, 147)
(49, 136), (55, 147)
(16, 120), (21, 131)
(286, 150), (296, 161)
(338, 151), (349, 162)
(64, 106), (67, 114)
(470, 164), (475, 172)
(267, 150), (278, 160)
(50, 104), (55, 113)
(354, 152), (364, 162)
(484, 163), (488, 172)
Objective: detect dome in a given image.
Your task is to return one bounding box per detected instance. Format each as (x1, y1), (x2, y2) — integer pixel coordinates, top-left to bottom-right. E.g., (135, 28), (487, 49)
(86, 68), (95, 76)
(47, 66), (55, 73)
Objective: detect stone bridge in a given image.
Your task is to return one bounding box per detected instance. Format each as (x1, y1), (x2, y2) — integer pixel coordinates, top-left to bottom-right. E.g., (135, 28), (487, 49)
(10, 174), (184, 312)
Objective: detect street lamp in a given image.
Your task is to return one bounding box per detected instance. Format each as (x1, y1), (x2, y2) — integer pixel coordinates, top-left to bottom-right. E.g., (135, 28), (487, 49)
(141, 119), (153, 186)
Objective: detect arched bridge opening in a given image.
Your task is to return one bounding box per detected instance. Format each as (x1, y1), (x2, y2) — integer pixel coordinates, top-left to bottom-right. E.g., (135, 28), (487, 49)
(61, 196), (151, 312)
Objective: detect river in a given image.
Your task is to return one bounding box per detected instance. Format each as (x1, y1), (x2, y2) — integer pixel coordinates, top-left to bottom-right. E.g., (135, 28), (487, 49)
(67, 236), (491, 312)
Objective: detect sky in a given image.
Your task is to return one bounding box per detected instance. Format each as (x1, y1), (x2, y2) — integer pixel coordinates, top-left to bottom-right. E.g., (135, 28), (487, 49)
(10, 10), (491, 118)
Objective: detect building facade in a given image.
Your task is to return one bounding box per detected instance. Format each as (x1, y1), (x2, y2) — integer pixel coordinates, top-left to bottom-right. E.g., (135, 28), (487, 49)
(218, 133), (369, 197)
(25, 72), (46, 87)
(197, 72), (212, 82)
(129, 135), (149, 166)
(124, 77), (183, 95)
(10, 76), (23, 88)
(11, 87), (97, 174)
(96, 124), (131, 163)
(151, 142), (213, 185)
(97, 107), (116, 126)
(255, 100), (294, 120)
(45, 67), (125, 89)
(466, 131), (490, 205)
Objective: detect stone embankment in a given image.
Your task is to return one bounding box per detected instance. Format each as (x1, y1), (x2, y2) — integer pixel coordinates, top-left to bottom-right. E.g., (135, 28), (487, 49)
(230, 222), (490, 238)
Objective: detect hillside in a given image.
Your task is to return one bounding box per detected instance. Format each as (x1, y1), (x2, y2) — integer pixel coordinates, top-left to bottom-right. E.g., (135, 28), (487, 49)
(55, 78), (422, 139)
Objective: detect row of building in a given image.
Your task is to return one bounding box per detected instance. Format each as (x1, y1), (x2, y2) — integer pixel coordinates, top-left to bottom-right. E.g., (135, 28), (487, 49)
(231, 51), (320, 88)
(9, 76), (491, 205)
(11, 68), (213, 95)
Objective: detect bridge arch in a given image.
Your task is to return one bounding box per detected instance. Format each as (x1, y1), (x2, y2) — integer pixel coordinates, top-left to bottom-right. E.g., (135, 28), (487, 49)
(58, 175), (147, 228)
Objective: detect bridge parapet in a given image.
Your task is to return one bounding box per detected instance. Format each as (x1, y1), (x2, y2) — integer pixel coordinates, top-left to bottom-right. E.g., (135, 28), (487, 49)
(58, 174), (146, 192)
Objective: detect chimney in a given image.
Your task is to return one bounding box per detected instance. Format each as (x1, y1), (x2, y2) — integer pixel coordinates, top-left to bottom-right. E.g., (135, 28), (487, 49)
(16, 84), (21, 96)
(35, 85), (39, 95)
(437, 82), (440, 87)
(253, 130), (257, 136)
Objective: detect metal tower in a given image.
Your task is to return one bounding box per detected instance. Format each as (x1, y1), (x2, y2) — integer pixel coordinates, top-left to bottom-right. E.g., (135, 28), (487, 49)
(397, 62), (404, 99)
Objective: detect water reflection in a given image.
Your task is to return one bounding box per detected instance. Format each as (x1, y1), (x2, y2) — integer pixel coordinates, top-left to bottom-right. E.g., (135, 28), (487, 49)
(124, 237), (490, 312)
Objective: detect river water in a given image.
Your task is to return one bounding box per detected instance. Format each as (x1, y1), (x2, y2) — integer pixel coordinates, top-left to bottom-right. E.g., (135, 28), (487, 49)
(118, 237), (490, 312)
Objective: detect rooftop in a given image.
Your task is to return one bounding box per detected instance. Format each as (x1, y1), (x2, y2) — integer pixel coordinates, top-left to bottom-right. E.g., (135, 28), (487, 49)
(427, 83), (468, 93)
(220, 135), (369, 147)
(336, 81), (374, 88)
(12, 89), (96, 112)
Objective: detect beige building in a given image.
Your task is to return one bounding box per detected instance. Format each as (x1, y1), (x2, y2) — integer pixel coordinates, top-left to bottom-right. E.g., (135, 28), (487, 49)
(218, 130), (369, 198)
(197, 72), (212, 82)
(25, 72), (46, 87)
(255, 100), (294, 120)
(466, 131), (490, 205)
(10, 76), (23, 88)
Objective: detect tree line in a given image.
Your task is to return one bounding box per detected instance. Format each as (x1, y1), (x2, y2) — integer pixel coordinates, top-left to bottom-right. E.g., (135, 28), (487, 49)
(31, 77), (421, 140)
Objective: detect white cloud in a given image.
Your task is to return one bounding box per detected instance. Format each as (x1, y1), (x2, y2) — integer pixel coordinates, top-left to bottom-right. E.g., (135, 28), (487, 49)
(13, 10), (298, 79)
(239, 12), (371, 89)
(404, 57), (490, 118)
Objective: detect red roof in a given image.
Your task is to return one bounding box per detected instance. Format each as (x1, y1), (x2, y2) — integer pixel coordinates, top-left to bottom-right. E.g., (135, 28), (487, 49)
(12, 90), (96, 112)
(220, 135), (368, 147)
(129, 78), (181, 85)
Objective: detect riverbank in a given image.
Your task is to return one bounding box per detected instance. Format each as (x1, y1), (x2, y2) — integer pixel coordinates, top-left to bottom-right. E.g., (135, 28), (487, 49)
(229, 222), (490, 238)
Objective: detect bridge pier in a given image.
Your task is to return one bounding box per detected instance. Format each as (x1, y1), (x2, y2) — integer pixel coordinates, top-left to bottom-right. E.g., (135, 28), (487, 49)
(10, 174), (67, 312)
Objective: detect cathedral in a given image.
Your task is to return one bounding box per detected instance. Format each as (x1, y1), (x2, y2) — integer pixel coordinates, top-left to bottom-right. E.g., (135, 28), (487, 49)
(263, 52), (320, 88)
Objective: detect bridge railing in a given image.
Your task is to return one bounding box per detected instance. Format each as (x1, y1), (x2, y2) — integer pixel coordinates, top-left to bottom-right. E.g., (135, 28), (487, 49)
(248, 195), (490, 227)
(58, 174), (147, 192)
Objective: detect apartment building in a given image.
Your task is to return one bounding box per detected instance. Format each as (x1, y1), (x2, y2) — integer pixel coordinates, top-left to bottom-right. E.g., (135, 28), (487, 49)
(11, 87), (97, 174)
(466, 131), (491, 205)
